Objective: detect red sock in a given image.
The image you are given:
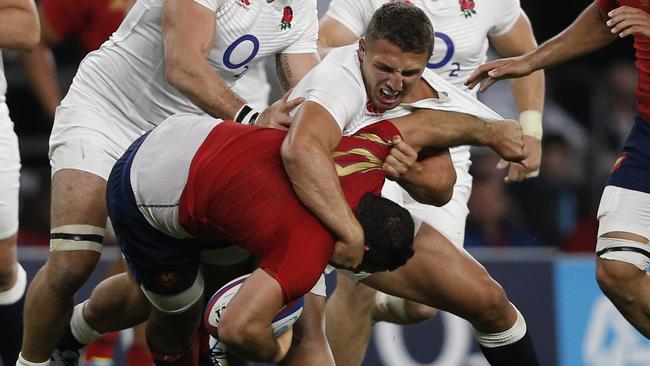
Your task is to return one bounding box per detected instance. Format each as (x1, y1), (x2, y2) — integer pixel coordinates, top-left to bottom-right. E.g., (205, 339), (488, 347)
(83, 332), (118, 362)
(127, 344), (154, 366)
(149, 335), (198, 366)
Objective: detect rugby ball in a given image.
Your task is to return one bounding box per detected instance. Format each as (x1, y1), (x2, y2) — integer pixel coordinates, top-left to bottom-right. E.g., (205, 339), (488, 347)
(204, 274), (304, 337)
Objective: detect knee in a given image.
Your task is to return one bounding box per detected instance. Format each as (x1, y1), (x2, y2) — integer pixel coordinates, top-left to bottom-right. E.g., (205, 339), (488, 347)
(218, 316), (262, 351)
(44, 252), (100, 296)
(331, 282), (376, 316)
(403, 302), (438, 323)
(467, 279), (511, 328)
(596, 259), (643, 305)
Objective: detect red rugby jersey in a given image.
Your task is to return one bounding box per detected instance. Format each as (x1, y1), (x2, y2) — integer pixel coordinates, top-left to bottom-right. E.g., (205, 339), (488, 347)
(598, 0), (650, 120)
(177, 120), (401, 256)
(41, 0), (130, 54)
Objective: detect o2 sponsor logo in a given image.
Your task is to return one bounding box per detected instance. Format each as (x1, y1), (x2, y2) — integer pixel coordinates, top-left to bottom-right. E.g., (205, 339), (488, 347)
(223, 34), (260, 78)
(427, 32), (461, 78)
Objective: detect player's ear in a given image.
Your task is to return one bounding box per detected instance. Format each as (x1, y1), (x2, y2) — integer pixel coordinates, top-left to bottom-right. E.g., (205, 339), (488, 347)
(358, 37), (366, 62)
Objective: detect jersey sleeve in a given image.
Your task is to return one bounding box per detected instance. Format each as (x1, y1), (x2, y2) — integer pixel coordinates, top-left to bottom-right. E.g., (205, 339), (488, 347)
(299, 64), (365, 131)
(488, 0), (521, 36)
(597, 0), (618, 13)
(282, 2), (318, 54)
(325, 0), (375, 37)
(192, 0), (227, 12)
(41, 0), (87, 39)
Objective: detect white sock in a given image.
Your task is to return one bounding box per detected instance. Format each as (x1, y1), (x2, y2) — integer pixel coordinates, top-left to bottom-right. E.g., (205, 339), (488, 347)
(473, 304), (527, 348)
(70, 300), (105, 345)
(0, 262), (26, 305)
(15, 352), (49, 366)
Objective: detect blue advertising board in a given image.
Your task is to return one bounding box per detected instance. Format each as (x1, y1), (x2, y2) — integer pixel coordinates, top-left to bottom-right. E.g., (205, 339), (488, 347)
(555, 257), (650, 366)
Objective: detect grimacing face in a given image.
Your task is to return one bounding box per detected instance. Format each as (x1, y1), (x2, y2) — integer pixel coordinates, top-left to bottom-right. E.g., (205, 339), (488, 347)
(358, 37), (430, 111)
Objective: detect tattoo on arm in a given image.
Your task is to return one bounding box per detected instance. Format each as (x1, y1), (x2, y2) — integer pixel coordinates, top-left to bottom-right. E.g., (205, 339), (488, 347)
(275, 54), (292, 93)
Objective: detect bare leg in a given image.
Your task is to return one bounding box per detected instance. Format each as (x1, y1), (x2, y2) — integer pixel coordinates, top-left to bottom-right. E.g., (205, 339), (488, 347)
(362, 224), (516, 333)
(282, 293), (334, 366)
(325, 274), (375, 366)
(372, 292), (438, 325)
(21, 170), (107, 362)
(596, 231), (650, 337)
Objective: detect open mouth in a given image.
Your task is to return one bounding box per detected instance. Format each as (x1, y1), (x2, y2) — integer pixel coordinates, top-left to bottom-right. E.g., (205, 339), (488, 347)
(379, 87), (400, 104)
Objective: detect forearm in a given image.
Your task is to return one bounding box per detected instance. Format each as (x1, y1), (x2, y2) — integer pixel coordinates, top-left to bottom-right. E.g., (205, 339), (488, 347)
(166, 58), (246, 120)
(21, 45), (61, 118)
(526, 2), (616, 71)
(282, 139), (358, 240)
(395, 109), (494, 150)
(0, 2), (40, 50)
(396, 149), (456, 206)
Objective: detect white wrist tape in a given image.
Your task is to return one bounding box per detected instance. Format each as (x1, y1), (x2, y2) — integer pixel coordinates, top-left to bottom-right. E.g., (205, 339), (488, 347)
(234, 104), (261, 125)
(519, 110), (543, 140)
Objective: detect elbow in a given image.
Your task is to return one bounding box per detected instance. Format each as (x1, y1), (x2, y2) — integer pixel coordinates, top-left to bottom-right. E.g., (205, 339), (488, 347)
(164, 54), (184, 89)
(417, 168), (456, 207)
(14, 27), (41, 51)
(281, 136), (317, 172)
(218, 317), (274, 362)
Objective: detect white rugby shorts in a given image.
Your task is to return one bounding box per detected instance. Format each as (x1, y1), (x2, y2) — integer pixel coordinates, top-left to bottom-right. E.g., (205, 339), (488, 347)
(49, 88), (144, 181)
(597, 185), (650, 239)
(0, 104), (20, 240)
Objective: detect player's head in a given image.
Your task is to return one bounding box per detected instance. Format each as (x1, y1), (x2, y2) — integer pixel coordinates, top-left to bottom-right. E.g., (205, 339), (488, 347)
(358, 3), (434, 111)
(356, 193), (415, 273)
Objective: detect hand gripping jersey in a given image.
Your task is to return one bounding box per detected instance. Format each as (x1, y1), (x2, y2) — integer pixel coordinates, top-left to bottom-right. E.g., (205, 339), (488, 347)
(127, 114), (400, 301)
(68, 0), (317, 130)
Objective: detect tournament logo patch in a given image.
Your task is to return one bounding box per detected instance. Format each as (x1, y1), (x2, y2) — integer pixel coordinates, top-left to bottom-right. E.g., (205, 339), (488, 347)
(459, 0), (477, 18)
(610, 152), (629, 174)
(157, 271), (180, 288)
(280, 6), (293, 30)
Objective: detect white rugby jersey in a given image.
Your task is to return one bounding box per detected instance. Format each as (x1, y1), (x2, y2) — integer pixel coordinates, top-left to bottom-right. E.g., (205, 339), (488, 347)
(289, 45), (502, 137)
(70, 0), (317, 130)
(325, 0), (520, 97)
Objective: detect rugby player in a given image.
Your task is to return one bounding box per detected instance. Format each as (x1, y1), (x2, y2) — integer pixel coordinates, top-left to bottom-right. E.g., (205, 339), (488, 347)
(467, 0), (650, 339)
(18, 1), (321, 365)
(316, 0), (545, 362)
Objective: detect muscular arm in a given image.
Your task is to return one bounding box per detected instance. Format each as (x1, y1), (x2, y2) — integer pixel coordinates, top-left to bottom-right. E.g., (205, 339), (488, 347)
(281, 102), (364, 269)
(489, 11), (545, 180)
(275, 52), (320, 93)
(163, 0), (245, 120)
(21, 11), (63, 119)
(466, 2), (616, 90)
(0, 0), (40, 50)
(396, 147), (455, 206)
(317, 15), (358, 59)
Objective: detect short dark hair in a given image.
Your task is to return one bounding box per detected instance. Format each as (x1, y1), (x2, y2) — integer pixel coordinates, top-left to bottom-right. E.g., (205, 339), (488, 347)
(357, 193), (415, 273)
(365, 2), (434, 58)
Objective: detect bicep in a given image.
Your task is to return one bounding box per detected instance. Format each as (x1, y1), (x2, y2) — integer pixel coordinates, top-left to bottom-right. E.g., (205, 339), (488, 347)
(285, 101), (343, 152)
(489, 12), (538, 57)
(163, 0), (215, 64)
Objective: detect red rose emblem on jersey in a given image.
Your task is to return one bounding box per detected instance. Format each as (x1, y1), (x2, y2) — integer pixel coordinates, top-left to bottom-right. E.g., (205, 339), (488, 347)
(459, 0), (477, 18)
(280, 6), (293, 30)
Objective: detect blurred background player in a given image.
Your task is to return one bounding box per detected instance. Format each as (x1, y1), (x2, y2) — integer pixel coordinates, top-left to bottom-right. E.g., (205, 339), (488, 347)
(466, 0), (650, 339)
(16, 0), (320, 365)
(0, 0), (39, 365)
(309, 0), (545, 364)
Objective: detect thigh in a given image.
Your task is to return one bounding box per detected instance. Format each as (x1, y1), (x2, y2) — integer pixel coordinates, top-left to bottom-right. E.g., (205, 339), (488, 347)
(0, 122), (19, 240)
(362, 223), (501, 318)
